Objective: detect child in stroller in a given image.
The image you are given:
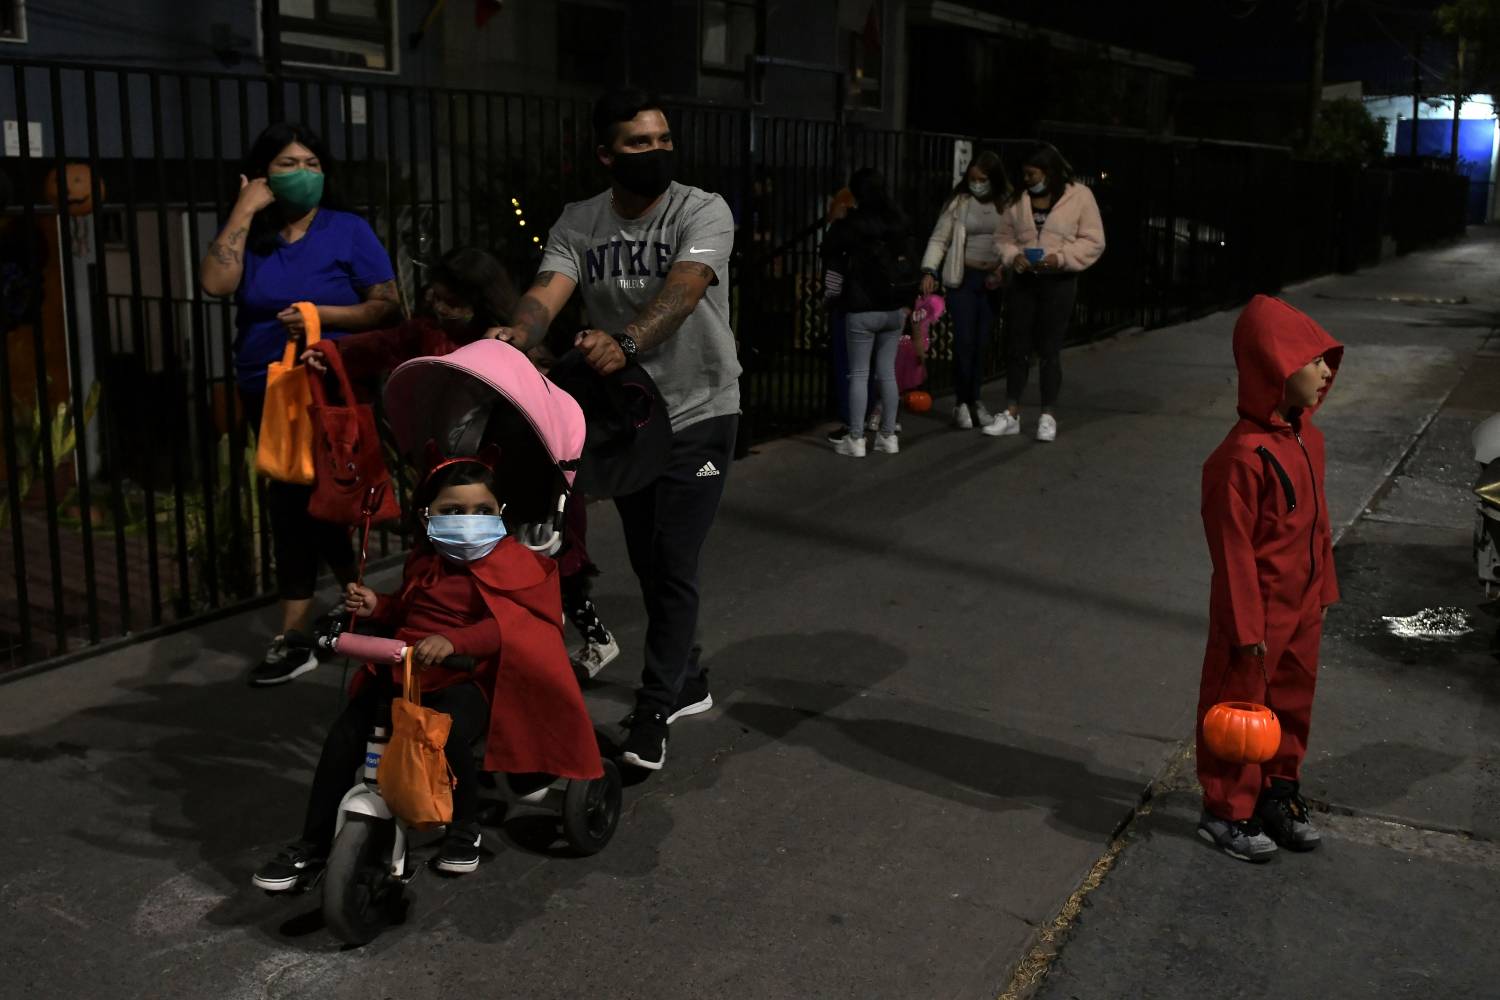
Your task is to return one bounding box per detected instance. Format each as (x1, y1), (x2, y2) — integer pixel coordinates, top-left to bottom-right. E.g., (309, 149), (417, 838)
(253, 339), (604, 891)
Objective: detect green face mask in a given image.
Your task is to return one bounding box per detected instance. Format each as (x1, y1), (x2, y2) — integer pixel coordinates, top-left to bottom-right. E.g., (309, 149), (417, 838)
(267, 169), (325, 213)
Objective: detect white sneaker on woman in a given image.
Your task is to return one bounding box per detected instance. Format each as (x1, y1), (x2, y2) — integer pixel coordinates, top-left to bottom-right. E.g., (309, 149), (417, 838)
(982, 412), (1021, 438)
(953, 407), (973, 430)
(835, 434), (867, 458)
(872, 433), (899, 454)
(973, 403), (995, 428)
(1036, 414), (1058, 442)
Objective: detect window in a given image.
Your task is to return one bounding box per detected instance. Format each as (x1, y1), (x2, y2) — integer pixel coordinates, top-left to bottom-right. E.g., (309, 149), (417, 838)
(847, 24), (882, 111)
(1, 1), (26, 43)
(701, 0), (760, 75)
(277, 0), (396, 74)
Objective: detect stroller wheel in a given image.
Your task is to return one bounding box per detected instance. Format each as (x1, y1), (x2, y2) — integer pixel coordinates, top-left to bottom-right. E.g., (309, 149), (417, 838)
(560, 759), (622, 856)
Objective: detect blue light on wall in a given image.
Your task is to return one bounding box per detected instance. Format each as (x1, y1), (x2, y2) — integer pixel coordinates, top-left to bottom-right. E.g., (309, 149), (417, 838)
(1394, 117), (1496, 223)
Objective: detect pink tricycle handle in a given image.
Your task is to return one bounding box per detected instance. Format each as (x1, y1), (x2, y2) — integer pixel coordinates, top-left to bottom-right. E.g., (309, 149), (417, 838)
(334, 632), (406, 663)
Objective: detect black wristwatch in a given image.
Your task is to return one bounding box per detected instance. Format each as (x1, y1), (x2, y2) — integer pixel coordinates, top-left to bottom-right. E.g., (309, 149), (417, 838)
(613, 333), (638, 359)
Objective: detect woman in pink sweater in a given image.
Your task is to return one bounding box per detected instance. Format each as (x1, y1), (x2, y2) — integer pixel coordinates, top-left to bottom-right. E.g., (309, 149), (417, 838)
(984, 144), (1105, 443)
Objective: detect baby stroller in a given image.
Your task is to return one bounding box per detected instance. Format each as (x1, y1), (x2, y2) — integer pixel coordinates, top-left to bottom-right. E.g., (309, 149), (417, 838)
(311, 339), (622, 945)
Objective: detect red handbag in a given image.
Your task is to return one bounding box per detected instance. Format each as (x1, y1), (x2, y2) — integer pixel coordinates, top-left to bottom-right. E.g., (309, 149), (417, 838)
(305, 342), (401, 526)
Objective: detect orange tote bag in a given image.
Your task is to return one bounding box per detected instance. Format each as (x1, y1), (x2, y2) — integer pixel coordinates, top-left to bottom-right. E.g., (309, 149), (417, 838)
(254, 301), (321, 484)
(376, 650), (456, 829)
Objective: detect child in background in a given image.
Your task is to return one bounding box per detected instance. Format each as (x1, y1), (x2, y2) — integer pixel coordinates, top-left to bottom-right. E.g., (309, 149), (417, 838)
(1196, 295), (1342, 864)
(305, 245), (516, 384)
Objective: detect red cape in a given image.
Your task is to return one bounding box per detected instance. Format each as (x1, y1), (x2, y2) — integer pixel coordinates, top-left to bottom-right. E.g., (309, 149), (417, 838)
(352, 540), (603, 781)
(469, 541), (604, 779)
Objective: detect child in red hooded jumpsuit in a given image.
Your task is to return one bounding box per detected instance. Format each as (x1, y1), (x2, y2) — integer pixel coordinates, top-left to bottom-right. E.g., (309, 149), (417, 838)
(1196, 295), (1342, 864)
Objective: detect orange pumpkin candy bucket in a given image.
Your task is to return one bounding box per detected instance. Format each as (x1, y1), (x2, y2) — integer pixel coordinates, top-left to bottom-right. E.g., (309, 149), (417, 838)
(1201, 647), (1283, 764)
(903, 390), (933, 414)
(1202, 701), (1282, 764)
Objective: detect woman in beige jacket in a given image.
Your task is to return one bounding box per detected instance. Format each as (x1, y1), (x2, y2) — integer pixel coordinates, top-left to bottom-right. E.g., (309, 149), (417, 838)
(984, 144), (1105, 443)
(918, 150), (1011, 430)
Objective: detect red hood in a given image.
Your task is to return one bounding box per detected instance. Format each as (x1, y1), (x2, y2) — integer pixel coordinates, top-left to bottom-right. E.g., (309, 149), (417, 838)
(1232, 295), (1343, 427)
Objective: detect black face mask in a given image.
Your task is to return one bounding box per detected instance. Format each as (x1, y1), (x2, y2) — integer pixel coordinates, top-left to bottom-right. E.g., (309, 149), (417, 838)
(609, 148), (675, 199)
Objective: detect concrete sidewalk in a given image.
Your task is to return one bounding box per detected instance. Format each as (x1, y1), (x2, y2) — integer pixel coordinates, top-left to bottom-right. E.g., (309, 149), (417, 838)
(2, 231), (1497, 1000)
(1034, 325), (1500, 1000)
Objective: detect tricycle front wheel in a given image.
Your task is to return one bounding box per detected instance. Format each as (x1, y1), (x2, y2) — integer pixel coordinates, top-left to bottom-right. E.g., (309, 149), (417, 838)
(323, 814), (404, 945)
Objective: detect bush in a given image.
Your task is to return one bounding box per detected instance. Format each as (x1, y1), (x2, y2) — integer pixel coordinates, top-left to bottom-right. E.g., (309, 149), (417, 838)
(1306, 98), (1388, 167)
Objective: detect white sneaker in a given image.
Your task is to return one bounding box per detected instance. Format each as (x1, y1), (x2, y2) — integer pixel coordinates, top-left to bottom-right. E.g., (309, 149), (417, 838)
(569, 633), (620, 679)
(835, 434), (867, 458)
(953, 407), (973, 430)
(973, 403), (995, 428)
(982, 412), (1021, 438)
(1036, 414), (1058, 442)
(872, 433), (899, 454)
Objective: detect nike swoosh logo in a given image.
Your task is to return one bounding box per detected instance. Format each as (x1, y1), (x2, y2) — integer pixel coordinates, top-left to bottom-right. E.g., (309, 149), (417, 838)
(688, 247), (715, 254)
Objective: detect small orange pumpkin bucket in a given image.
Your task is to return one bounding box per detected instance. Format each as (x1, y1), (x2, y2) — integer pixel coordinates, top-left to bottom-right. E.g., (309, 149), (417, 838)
(1202, 701), (1282, 764)
(903, 390), (933, 414)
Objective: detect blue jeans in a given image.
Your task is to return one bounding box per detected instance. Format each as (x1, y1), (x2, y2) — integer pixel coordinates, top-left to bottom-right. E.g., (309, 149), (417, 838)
(832, 312), (878, 428)
(846, 309), (904, 436)
(949, 268), (996, 409)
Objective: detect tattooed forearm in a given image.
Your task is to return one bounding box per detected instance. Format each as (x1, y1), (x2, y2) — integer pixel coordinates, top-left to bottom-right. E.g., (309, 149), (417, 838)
(624, 262), (714, 352)
(365, 279), (399, 303)
(533, 270), (560, 287)
(511, 294), (553, 349)
(207, 227), (247, 267)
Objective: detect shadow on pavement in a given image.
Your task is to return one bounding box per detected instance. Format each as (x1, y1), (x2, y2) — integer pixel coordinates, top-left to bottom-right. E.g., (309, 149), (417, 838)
(730, 675), (1144, 842)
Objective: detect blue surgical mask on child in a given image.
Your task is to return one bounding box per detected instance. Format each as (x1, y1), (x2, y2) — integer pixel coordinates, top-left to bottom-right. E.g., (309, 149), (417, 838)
(426, 514), (507, 563)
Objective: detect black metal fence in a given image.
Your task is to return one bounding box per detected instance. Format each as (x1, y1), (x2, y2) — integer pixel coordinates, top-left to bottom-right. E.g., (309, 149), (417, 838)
(0, 57), (1471, 673)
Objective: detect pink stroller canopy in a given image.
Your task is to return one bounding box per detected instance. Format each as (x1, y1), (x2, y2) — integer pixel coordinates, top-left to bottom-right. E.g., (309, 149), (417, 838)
(384, 340), (586, 486)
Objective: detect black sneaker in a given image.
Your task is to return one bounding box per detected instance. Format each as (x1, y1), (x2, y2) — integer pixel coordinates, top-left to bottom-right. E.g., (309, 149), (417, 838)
(247, 635), (319, 687)
(1256, 780), (1322, 852)
(824, 426), (849, 444)
(667, 669), (714, 724)
(621, 709), (668, 771)
(251, 840), (326, 892)
(433, 826), (482, 874)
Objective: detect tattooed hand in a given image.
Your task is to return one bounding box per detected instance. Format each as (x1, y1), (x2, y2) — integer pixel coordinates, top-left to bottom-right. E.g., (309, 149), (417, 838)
(575, 329), (626, 375)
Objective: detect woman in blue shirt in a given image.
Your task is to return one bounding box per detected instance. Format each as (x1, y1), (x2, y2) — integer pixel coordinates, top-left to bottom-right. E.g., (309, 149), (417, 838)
(201, 122), (401, 685)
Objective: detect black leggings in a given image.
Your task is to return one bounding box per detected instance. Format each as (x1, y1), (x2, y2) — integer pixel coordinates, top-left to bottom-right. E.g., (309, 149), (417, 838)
(240, 389), (356, 600)
(1005, 274), (1078, 408)
(302, 679), (490, 851)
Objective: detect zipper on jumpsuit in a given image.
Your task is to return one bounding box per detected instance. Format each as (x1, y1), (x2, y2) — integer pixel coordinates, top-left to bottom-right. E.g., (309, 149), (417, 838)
(1295, 432), (1319, 591)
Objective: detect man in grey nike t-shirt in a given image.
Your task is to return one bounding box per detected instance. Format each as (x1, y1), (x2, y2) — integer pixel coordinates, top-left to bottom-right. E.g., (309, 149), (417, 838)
(537, 183), (741, 430)
(490, 88), (740, 772)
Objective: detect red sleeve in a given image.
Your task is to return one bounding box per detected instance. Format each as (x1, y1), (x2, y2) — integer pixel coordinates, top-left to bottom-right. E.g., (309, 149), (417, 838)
(333, 323), (420, 383)
(442, 619), (502, 658)
(1202, 458), (1266, 647)
(1320, 510), (1340, 607)
(366, 590), (402, 629)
